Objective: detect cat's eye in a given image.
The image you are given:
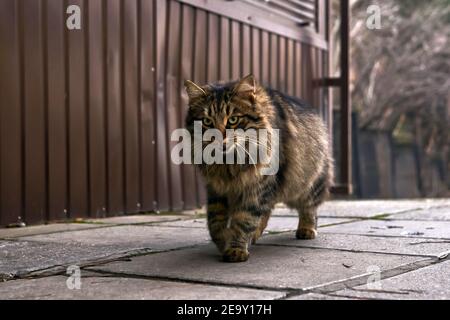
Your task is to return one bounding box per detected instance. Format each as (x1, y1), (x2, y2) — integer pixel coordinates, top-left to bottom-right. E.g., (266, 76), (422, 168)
(228, 116), (239, 125)
(202, 118), (213, 126)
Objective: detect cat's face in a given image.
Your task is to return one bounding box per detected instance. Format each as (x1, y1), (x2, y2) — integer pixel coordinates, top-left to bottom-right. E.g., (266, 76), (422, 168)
(184, 75), (273, 157)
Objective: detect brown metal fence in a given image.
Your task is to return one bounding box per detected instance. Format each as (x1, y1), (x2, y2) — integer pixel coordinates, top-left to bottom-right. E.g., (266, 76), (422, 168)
(0, 0), (331, 226)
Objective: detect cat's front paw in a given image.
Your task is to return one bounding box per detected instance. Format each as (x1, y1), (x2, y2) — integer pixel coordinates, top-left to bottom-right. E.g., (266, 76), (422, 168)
(223, 248), (249, 263)
(296, 228), (317, 240)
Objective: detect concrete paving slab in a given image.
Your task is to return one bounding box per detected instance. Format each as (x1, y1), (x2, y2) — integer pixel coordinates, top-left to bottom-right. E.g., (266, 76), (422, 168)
(317, 200), (450, 218)
(155, 217), (353, 232)
(0, 223), (102, 239)
(1, 226), (209, 278)
(0, 240), (109, 278)
(392, 207), (450, 221)
(0, 274), (285, 300)
(265, 217), (354, 233)
(89, 244), (420, 290)
(321, 219), (450, 239)
(156, 218), (207, 229)
(333, 260), (450, 300)
(257, 232), (450, 257)
(18, 225), (210, 250)
(84, 214), (190, 225)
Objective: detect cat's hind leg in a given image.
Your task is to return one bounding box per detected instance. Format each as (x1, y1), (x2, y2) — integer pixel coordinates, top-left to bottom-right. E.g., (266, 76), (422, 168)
(291, 173), (329, 240)
(296, 205), (318, 240)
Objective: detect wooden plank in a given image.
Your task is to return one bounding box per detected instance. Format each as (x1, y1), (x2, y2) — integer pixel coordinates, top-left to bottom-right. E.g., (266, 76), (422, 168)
(230, 20), (240, 80)
(140, 0), (157, 211)
(47, 0), (68, 221)
(207, 12), (220, 83)
(294, 41), (302, 98)
(87, 0), (106, 217)
(302, 43), (313, 103)
(165, 0), (183, 210)
(219, 16), (230, 81)
(311, 46), (318, 108)
(250, 27), (261, 81)
(278, 36), (287, 92)
(260, 30), (270, 86)
(105, 0), (125, 215)
(23, 0), (47, 224)
(193, 8), (208, 206)
(286, 39), (295, 96)
(123, 0), (140, 213)
(176, 0), (328, 50)
(241, 23), (251, 77)
(0, 0), (23, 226)
(269, 33), (278, 89)
(154, 0), (170, 210)
(180, 4), (199, 209)
(67, 0), (89, 218)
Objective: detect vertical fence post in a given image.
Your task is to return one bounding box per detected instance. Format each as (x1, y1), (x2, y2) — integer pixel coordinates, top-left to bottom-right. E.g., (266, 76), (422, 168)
(339, 0), (352, 194)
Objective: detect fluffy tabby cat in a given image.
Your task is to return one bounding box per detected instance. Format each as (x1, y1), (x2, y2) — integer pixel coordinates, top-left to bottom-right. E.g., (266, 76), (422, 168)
(184, 74), (333, 263)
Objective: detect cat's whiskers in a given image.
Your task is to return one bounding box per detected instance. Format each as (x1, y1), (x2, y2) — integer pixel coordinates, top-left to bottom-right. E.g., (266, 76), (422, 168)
(235, 141), (258, 171)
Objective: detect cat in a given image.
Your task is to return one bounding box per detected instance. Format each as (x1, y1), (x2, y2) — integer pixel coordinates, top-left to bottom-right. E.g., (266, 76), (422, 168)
(184, 74), (333, 263)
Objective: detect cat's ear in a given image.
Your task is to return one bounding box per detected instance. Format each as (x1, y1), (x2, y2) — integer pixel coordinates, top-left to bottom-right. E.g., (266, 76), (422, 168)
(184, 80), (206, 101)
(233, 74), (257, 103)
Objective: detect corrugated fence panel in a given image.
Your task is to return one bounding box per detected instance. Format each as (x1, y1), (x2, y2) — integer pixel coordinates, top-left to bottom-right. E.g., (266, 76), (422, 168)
(166, 0), (183, 211)
(23, 0), (46, 224)
(68, 0), (88, 218)
(0, 0), (23, 226)
(87, 0), (106, 217)
(123, 0), (140, 213)
(0, 0), (329, 226)
(251, 27), (261, 81)
(193, 7), (208, 206)
(154, 0), (170, 211)
(47, 0), (68, 221)
(179, 4), (199, 209)
(106, 0), (124, 216)
(140, 0), (157, 212)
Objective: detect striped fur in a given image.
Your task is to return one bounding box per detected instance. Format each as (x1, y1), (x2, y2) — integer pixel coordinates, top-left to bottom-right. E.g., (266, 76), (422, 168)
(185, 75), (333, 262)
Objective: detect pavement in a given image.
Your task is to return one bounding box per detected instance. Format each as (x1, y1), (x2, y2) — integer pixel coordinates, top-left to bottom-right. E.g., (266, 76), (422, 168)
(1, 199), (450, 300)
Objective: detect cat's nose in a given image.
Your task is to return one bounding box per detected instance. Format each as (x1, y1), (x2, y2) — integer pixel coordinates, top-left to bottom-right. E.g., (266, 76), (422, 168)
(216, 125), (226, 139)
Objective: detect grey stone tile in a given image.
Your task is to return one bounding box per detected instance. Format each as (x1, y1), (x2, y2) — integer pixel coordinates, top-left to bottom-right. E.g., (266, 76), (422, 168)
(0, 274), (284, 300)
(392, 207), (450, 221)
(265, 217), (354, 232)
(156, 218), (207, 229)
(18, 225), (210, 250)
(317, 200), (450, 218)
(84, 214), (188, 225)
(257, 232), (450, 257)
(321, 219), (450, 239)
(89, 244), (420, 290)
(0, 223), (102, 239)
(2, 226), (209, 278)
(156, 217), (353, 232)
(334, 260), (450, 300)
(0, 240), (106, 278)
